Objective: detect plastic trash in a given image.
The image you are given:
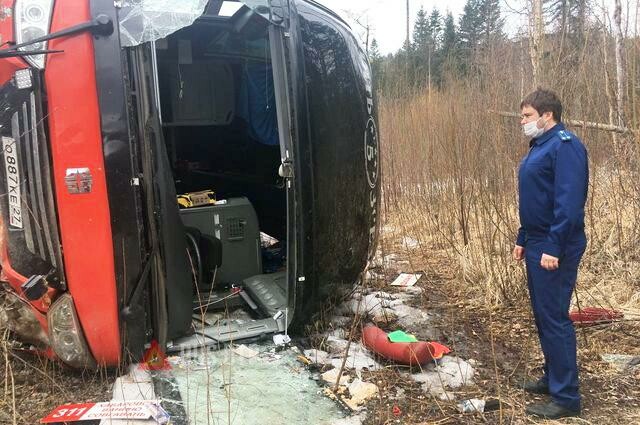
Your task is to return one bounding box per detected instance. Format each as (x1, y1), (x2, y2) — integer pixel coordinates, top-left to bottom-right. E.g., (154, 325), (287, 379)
(457, 398), (486, 413)
(273, 334), (291, 346)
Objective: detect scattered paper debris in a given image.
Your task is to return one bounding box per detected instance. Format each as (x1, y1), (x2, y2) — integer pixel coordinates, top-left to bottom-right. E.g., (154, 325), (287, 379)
(273, 334), (291, 346)
(391, 273), (422, 287)
(233, 344), (259, 359)
(381, 225), (396, 234)
(345, 380), (378, 410)
(321, 368), (351, 386)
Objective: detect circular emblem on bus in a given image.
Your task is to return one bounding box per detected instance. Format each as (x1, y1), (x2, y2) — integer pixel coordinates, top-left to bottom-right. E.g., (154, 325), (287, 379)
(364, 118), (379, 189)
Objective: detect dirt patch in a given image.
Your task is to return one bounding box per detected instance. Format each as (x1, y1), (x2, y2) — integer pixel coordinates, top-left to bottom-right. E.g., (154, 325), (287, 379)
(0, 339), (116, 424)
(355, 246), (640, 424)
(1, 233), (639, 424)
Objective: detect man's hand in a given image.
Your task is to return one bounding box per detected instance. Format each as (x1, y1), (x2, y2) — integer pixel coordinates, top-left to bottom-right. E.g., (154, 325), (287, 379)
(540, 253), (559, 270)
(513, 245), (525, 261)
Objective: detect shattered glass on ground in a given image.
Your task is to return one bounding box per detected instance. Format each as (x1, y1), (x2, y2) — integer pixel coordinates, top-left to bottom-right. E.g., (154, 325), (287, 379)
(156, 344), (347, 424)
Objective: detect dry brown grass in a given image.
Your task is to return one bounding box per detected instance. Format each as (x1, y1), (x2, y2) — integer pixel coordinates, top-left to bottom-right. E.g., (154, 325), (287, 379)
(369, 73), (640, 423)
(0, 330), (115, 424)
(379, 84), (640, 315)
(360, 220), (640, 425)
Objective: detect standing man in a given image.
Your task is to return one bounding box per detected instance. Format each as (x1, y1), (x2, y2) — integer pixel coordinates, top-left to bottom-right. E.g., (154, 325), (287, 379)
(514, 88), (589, 419)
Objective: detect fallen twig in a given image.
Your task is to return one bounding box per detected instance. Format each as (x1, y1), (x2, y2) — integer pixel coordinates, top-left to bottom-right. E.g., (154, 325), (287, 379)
(490, 110), (638, 134)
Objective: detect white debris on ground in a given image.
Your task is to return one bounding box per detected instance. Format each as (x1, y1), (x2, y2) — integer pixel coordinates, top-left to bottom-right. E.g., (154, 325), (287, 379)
(412, 356), (476, 397)
(401, 236), (420, 250)
(308, 257), (479, 419)
(457, 398), (486, 413)
(321, 368), (351, 385)
(97, 250), (478, 425)
(601, 354), (640, 371)
(305, 348), (331, 365)
(344, 379), (379, 411)
(371, 253), (410, 270)
(332, 289), (435, 338)
(232, 344), (259, 359)
(328, 343), (380, 371)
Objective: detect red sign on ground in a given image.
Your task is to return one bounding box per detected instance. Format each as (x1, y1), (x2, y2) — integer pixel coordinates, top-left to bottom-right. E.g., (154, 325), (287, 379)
(41, 401), (155, 423)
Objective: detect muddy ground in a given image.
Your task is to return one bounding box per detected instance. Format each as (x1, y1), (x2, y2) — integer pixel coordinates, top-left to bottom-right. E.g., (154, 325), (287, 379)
(1, 246), (639, 424)
(0, 344), (114, 424)
(357, 248), (640, 425)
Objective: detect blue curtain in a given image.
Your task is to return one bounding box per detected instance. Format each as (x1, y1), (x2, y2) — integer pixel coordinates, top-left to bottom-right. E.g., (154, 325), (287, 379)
(237, 62), (280, 146)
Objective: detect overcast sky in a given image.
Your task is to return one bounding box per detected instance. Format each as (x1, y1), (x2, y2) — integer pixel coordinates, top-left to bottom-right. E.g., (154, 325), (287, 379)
(315, 0), (637, 54)
(315, 0), (519, 53)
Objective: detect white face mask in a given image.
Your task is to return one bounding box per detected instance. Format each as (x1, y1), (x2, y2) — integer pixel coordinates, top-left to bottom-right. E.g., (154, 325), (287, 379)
(522, 117), (548, 139)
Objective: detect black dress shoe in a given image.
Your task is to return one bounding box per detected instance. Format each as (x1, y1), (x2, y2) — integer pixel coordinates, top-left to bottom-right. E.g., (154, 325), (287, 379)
(523, 379), (550, 394)
(525, 401), (580, 419)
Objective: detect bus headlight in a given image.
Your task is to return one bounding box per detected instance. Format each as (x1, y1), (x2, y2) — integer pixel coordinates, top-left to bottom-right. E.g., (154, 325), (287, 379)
(14, 0), (54, 69)
(47, 294), (96, 369)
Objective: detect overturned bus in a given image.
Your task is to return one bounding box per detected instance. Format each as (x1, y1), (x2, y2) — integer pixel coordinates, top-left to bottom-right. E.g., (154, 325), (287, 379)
(0, 0), (379, 368)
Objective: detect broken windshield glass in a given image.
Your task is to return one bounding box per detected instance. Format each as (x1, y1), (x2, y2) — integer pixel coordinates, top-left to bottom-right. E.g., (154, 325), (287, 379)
(118, 0), (209, 47)
(118, 0), (286, 47)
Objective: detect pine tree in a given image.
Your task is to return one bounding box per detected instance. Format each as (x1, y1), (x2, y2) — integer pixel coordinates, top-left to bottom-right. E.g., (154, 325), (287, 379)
(428, 9), (443, 50)
(441, 12), (458, 59)
(545, 0), (591, 36)
(369, 38), (382, 64)
(411, 7), (430, 87)
(458, 0), (503, 60)
(479, 0), (504, 44)
(413, 7), (430, 53)
(426, 8), (444, 88)
(369, 38), (383, 89)
(458, 0), (482, 54)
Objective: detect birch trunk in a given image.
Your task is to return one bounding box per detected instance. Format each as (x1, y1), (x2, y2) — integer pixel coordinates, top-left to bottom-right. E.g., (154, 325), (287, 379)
(613, 0), (626, 127)
(529, 0), (544, 87)
(602, 2), (616, 131)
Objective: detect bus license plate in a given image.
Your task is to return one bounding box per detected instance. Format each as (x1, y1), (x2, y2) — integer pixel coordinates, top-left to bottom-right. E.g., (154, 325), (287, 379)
(2, 136), (23, 229)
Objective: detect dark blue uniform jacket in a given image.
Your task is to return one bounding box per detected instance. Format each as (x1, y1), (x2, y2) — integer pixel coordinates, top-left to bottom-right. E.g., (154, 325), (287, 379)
(516, 123), (589, 258)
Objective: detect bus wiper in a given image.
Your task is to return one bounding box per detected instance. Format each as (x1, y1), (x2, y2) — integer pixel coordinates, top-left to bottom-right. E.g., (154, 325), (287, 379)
(0, 14), (113, 54)
(0, 49), (63, 59)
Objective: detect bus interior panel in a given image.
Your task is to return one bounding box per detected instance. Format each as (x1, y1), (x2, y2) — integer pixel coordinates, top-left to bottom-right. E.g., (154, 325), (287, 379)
(147, 16), (290, 349)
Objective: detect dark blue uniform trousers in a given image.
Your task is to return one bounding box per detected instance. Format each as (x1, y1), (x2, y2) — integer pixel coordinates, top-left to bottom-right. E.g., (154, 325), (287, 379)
(525, 238), (586, 412)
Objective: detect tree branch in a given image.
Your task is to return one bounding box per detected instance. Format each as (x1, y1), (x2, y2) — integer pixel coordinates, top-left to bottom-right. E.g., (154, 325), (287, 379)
(490, 110), (638, 134)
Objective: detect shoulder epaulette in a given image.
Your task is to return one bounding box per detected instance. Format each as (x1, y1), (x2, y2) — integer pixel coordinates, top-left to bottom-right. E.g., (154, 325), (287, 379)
(557, 130), (572, 142)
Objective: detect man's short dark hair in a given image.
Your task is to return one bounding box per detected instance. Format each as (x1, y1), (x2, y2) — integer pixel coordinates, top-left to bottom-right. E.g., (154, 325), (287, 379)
(520, 88), (563, 122)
